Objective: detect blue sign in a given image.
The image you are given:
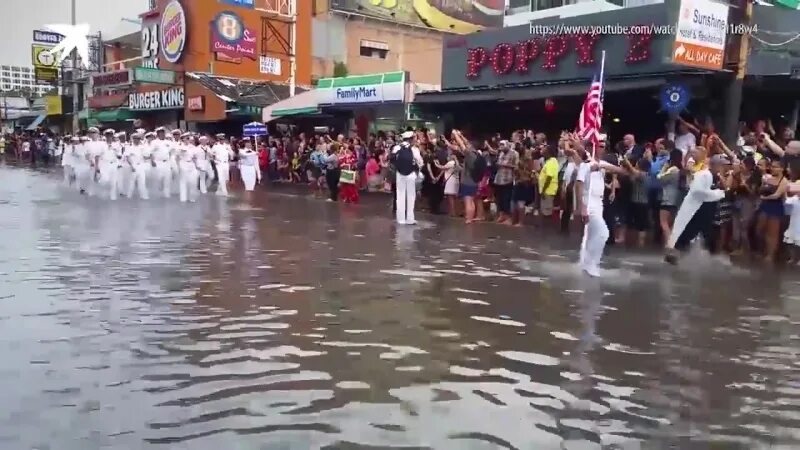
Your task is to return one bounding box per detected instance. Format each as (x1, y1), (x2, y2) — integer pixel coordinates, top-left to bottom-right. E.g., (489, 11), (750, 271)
(660, 83), (691, 115)
(220, 0), (254, 8)
(32, 30), (64, 45)
(243, 122), (267, 137)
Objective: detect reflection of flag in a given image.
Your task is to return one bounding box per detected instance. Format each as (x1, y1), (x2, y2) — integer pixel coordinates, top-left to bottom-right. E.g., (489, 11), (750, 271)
(577, 71), (604, 153)
(774, 0), (800, 9)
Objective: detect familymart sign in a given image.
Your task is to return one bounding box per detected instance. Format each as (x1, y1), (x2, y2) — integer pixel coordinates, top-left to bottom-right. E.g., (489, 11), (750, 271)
(317, 72), (406, 105)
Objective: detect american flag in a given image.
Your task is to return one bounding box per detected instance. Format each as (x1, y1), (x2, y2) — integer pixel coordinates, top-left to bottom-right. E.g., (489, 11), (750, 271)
(577, 71), (604, 155)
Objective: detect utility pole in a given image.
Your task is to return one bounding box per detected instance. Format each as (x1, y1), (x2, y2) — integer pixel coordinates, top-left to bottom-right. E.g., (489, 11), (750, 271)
(722, 0), (753, 145)
(289, 0), (297, 97)
(70, 0), (80, 133)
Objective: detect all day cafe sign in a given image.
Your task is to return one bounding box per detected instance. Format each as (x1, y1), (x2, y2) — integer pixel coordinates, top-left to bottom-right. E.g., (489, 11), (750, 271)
(317, 72), (406, 105)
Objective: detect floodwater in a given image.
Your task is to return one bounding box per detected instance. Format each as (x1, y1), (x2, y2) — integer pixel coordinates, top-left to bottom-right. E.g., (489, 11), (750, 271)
(1, 165), (800, 449)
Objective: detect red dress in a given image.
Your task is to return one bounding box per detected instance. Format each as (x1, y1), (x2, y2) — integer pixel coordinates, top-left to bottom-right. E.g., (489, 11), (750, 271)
(339, 152), (359, 203)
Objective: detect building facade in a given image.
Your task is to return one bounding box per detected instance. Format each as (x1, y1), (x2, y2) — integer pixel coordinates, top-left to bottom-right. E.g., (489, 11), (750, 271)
(0, 65), (55, 96)
(88, 0), (312, 130)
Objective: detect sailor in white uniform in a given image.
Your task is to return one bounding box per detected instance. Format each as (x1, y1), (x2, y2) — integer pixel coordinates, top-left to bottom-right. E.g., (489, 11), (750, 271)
(665, 155), (727, 265)
(576, 138), (629, 277)
(61, 134), (75, 186)
(150, 127), (173, 198)
(125, 132), (150, 200)
(74, 135), (93, 194)
(98, 129), (122, 200)
(197, 135), (212, 194)
(211, 133), (232, 196)
(86, 127), (107, 197)
(170, 129), (182, 186)
(177, 133), (200, 203)
(112, 131), (128, 196)
(142, 131), (156, 192)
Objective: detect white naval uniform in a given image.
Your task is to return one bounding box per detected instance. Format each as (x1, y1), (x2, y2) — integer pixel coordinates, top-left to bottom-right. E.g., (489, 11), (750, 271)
(239, 149), (259, 191)
(178, 143), (200, 203)
(211, 142), (232, 196)
(73, 142), (92, 192)
(61, 142), (75, 185)
(577, 161), (609, 277)
(196, 144), (211, 194)
(667, 169), (725, 250)
(390, 142), (424, 225)
(168, 137), (180, 183)
(151, 138), (173, 198)
(126, 143), (150, 200)
(98, 140), (122, 200)
(86, 139), (107, 196)
(112, 141), (128, 196)
(142, 139), (156, 192)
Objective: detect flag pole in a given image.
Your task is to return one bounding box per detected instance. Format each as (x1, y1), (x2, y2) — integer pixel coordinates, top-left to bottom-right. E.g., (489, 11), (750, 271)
(593, 50), (607, 161)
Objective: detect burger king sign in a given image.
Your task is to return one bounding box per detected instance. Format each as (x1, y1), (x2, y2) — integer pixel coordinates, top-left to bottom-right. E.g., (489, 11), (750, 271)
(161, 0), (187, 64)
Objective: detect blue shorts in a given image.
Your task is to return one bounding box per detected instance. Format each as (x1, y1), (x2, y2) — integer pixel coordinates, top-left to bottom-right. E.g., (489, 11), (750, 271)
(459, 184), (478, 198)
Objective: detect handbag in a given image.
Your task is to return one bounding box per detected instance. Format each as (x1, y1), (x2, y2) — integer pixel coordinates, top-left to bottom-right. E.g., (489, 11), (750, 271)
(340, 169), (357, 184)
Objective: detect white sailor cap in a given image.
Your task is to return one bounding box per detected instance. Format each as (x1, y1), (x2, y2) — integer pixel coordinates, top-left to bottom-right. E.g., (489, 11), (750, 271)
(171, 129), (182, 135)
(215, 133), (226, 138)
(181, 132), (192, 138)
(80, 136), (90, 142)
(144, 131), (156, 138)
(87, 127), (100, 133)
(131, 132), (143, 139)
(136, 128), (146, 134)
(115, 131), (126, 138)
(103, 128), (115, 135)
(199, 135), (209, 142)
(401, 130), (414, 139)
(155, 126), (166, 132)
(70, 136), (80, 142)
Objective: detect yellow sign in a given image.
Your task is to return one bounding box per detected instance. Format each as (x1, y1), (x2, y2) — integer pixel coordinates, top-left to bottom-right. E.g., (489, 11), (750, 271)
(32, 44), (60, 68)
(45, 96), (62, 116)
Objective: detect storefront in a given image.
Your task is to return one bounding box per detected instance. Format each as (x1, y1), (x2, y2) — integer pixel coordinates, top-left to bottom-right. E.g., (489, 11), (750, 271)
(263, 71), (441, 136)
(417, 0), (800, 139)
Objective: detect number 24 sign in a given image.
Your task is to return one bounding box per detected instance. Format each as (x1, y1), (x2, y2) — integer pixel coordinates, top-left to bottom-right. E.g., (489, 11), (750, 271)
(141, 23), (160, 67)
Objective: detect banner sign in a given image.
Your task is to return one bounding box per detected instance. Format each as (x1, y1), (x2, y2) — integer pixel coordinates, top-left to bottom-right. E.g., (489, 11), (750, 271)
(672, 0), (729, 70)
(188, 96), (205, 111)
(33, 30), (64, 45)
(317, 72), (406, 105)
(88, 93), (128, 109)
(45, 96), (62, 115)
(32, 45), (59, 68)
(133, 67), (176, 84)
(34, 67), (59, 84)
(211, 11), (257, 62)
(259, 55), (281, 75)
(128, 86), (185, 110)
(91, 70), (133, 88)
(660, 83), (691, 114)
(161, 0), (187, 63)
(243, 121), (267, 136)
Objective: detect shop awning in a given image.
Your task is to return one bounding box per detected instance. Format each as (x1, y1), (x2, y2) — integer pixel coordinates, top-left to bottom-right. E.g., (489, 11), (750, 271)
(185, 72), (308, 108)
(262, 88), (320, 122)
(25, 114), (47, 130)
(93, 109), (135, 122)
(414, 77), (667, 104)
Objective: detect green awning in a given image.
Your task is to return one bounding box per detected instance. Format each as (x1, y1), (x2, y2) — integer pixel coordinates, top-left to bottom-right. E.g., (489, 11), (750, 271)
(272, 106), (320, 117)
(92, 109), (135, 122)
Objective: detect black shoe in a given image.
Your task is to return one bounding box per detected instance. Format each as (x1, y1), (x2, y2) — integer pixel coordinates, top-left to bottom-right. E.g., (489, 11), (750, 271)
(664, 253), (678, 265)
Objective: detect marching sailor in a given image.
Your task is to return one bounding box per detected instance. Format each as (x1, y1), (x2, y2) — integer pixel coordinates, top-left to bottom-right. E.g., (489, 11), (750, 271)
(177, 133), (201, 203)
(61, 134), (75, 186)
(197, 135), (212, 194)
(113, 131), (128, 196)
(170, 129), (182, 186)
(142, 131), (156, 192)
(125, 132), (150, 200)
(211, 133), (232, 196)
(86, 127), (106, 197)
(97, 129), (122, 200)
(576, 137), (629, 277)
(74, 136), (93, 194)
(664, 153), (727, 265)
(151, 127), (173, 198)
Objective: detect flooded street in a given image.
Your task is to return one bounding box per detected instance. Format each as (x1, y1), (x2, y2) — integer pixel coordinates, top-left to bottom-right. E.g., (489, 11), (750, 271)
(2, 165), (800, 449)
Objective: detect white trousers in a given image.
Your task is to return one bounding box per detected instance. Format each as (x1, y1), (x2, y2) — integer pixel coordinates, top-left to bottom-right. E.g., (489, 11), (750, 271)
(117, 166), (130, 196)
(241, 165), (257, 191)
(153, 161), (172, 198)
(63, 165), (74, 185)
(74, 165), (92, 192)
(127, 165), (149, 200)
(395, 172), (417, 224)
(99, 164), (119, 200)
(579, 212), (609, 277)
(179, 163), (199, 203)
(216, 163), (229, 196)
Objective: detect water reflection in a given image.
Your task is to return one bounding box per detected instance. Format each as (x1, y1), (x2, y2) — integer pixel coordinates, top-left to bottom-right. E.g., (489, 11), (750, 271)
(0, 166), (799, 449)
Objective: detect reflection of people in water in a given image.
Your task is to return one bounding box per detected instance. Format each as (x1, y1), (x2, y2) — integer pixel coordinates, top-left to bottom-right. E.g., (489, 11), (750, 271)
(359, 0), (503, 34)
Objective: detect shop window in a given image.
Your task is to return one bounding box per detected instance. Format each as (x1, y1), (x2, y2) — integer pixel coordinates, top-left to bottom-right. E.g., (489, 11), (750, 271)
(533, 0), (567, 11)
(508, 0), (532, 10)
(360, 40), (389, 59)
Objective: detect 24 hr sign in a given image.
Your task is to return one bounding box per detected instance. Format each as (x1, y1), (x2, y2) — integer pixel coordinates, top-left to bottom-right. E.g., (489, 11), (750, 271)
(128, 87), (185, 110)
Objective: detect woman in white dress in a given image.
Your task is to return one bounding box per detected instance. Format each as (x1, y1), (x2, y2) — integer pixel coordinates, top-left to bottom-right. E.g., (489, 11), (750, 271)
(239, 140), (261, 196)
(442, 153), (460, 217)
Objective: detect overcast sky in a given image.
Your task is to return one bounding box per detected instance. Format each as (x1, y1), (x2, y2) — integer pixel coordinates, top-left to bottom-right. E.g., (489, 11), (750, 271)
(0, 0), (149, 67)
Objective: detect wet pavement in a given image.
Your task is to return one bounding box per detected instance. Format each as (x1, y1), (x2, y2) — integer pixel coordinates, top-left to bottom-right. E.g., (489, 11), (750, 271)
(1, 164), (800, 449)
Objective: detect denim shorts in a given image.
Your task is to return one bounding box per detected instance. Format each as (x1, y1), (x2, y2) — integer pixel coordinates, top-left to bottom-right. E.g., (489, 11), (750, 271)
(459, 184), (478, 198)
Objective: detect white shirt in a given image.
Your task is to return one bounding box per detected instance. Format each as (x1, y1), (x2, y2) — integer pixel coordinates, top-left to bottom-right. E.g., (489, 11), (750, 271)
(196, 145), (209, 162)
(669, 132), (696, 156)
(576, 161), (605, 215)
(211, 143), (231, 164)
(126, 143), (149, 167)
(239, 149), (258, 166)
(562, 161), (576, 187)
(178, 144), (199, 164)
(73, 143), (89, 167)
(151, 138), (171, 162)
